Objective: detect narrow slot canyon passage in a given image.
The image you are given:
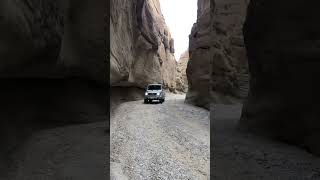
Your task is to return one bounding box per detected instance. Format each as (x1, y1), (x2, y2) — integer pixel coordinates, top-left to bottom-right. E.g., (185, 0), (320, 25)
(112, 0), (320, 179)
(110, 0), (210, 179)
(1, 0), (319, 179)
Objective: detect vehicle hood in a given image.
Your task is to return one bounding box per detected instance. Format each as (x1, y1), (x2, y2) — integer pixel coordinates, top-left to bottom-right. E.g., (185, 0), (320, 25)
(145, 90), (162, 93)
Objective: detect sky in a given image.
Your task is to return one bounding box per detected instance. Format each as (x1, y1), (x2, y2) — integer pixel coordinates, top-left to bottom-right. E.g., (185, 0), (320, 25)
(159, 0), (197, 61)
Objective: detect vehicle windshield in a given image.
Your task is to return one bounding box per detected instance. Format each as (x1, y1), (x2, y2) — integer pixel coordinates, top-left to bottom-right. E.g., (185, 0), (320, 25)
(147, 85), (161, 90)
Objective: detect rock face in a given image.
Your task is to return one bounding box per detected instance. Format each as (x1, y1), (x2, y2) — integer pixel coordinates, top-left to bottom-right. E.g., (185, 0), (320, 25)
(186, 0), (248, 108)
(0, 0), (63, 77)
(0, 0), (107, 175)
(59, 0), (106, 83)
(175, 51), (189, 93)
(110, 0), (176, 92)
(240, 0), (320, 155)
(0, 0), (107, 122)
(0, 0), (106, 83)
(186, 0), (211, 109)
(209, 0), (249, 104)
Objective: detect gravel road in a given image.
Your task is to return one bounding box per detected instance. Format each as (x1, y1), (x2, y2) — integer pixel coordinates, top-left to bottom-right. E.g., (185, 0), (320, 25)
(111, 93), (210, 180)
(4, 122), (107, 180)
(212, 104), (320, 180)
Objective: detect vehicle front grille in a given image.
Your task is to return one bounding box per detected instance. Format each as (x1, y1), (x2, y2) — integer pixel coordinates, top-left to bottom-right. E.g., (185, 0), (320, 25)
(148, 93), (157, 95)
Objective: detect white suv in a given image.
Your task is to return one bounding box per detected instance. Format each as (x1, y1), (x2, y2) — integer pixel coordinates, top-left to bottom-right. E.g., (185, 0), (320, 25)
(144, 84), (165, 104)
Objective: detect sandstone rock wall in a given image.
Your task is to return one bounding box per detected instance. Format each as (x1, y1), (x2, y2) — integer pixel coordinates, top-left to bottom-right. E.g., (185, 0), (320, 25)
(110, 0), (176, 92)
(175, 51), (189, 93)
(0, 0), (107, 174)
(0, 0), (63, 77)
(186, 0), (248, 109)
(240, 0), (320, 155)
(186, 0), (211, 109)
(210, 0), (249, 104)
(59, 0), (106, 83)
(0, 0), (107, 123)
(0, 0), (106, 83)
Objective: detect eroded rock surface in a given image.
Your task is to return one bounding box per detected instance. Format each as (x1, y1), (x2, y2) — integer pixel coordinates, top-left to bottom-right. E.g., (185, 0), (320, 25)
(175, 51), (189, 93)
(0, 0), (106, 83)
(240, 0), (320, 155)
(0, 0), (63, 77)
(111, 0), (176, 93)
(186, 0), (211, 109)
(210, 0), (249, 104)
(186, 0), (249, 108)
(0, 0), (107, 177)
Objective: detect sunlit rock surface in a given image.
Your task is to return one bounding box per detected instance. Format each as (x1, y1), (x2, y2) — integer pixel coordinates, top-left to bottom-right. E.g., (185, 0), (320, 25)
(111, 0), (176, 92)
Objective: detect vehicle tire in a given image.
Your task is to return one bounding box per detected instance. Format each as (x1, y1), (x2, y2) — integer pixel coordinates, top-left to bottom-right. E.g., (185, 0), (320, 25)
(144, 99), (148, 104)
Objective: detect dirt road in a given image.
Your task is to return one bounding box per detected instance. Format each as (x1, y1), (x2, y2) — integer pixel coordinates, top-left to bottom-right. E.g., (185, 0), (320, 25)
(111, 94), (210, 180)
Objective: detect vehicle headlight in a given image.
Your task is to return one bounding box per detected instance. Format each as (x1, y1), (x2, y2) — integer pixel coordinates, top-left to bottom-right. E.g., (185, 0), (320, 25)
(157, 92), (160, 95)
(145, 92), (148, 95)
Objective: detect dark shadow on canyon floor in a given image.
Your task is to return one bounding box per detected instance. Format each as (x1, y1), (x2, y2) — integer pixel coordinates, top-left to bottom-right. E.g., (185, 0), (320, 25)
(0, 78), (107, 179)
(211, 104), (320, 180)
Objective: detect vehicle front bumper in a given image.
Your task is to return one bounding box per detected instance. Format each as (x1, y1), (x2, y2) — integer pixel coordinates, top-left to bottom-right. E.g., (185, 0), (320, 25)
(144, 95), (163, 100)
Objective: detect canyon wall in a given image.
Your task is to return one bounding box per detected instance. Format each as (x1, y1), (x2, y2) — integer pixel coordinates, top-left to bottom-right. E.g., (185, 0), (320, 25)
(175, 50), (189, 93)
(0, 0), (64, 77)
(186, 0), (211, 109)
(0, 0), (107, 175)
(240, 0), (320, 155)
(0, 0), (106, 83)
(209, 0), (249, 104)
(186, 0), (248, 109)
(110, 0), (176, 98)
